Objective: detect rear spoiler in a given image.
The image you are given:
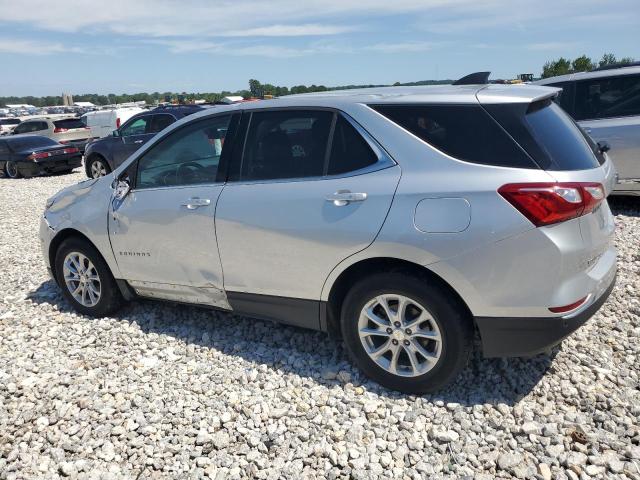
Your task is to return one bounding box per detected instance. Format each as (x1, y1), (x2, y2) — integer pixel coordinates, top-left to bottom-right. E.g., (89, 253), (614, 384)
(476, 85), (561, 105)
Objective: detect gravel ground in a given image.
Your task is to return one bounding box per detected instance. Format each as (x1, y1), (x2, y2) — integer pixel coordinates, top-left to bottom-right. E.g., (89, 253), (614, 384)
(0, 170), (639, 480)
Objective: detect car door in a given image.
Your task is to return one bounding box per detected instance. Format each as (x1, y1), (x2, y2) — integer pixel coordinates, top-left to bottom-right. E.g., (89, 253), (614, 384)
(573, 74), (640, 183)
(215, 109), (400, 326)
(111, 114), (155, 167)
(109, 113), (238, 307)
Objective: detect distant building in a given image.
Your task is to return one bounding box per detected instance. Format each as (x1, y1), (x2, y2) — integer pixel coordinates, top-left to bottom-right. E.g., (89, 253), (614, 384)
(62, 92), (74, 106)
(73, 101), (95, 108)
(5, 104), (36, 109)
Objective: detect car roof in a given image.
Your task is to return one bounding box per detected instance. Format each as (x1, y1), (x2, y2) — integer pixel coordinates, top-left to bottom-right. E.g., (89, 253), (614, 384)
(534, 65), (640, 84)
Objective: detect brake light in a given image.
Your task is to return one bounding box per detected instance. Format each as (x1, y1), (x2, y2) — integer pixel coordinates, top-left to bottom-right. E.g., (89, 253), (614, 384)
(63, 147), (79, 154)
(498, 182), (605, 227)
(116, 117), (121, 128)
(27, 152), (52, 160)
(53, 127), (68, 133)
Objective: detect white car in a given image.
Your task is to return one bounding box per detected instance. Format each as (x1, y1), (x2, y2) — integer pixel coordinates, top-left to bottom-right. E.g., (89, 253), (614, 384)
(81, 107), (145, 140)
(0, 118), (21, 136)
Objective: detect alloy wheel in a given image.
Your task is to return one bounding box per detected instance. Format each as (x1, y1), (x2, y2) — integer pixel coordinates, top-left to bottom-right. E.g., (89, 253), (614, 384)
(5, 161), (19, 178)
(63, 252), (102, 307)
(90, 160), (107, 178)
(358, 294), (442, 377)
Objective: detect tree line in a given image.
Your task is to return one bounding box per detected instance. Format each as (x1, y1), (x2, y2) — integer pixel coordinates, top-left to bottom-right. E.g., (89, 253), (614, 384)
(542, 52), (635, 78)
(1, 52), (634, 107)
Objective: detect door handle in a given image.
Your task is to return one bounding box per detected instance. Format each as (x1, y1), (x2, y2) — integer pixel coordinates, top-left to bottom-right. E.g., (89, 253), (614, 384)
(133, 140), (144, 144)
(584, 127), (592, 134)
(181, 197), (211, 209)
(325, 191), (367, 206)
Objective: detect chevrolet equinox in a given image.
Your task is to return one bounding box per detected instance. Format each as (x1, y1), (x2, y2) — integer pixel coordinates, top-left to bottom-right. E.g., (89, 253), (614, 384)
(40, 83), (617, 393)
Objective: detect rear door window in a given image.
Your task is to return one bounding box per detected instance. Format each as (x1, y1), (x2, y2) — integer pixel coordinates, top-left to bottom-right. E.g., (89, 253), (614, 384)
(240, 110), (333, 181)
(148, 114), (175, 133)
(574, 74), (640, 120)
(371, 104), (537, 169)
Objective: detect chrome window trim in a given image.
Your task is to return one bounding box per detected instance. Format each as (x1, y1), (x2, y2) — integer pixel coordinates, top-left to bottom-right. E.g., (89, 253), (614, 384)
(230, 108), (396, 186)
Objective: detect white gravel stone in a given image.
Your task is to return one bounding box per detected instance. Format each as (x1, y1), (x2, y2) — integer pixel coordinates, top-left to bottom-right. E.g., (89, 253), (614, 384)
(1, 172), (638, 478)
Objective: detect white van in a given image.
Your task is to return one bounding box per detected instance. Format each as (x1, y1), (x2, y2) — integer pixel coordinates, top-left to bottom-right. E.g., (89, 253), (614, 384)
(81, 107), (144, 139)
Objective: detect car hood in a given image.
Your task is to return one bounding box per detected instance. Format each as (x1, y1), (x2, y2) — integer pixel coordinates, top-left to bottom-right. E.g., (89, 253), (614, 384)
(46, 177), (100, 213)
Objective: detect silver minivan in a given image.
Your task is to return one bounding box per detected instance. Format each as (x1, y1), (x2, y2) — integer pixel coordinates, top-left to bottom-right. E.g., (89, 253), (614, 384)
(536, 64), (640, 195)
(40, 83), (617, 392)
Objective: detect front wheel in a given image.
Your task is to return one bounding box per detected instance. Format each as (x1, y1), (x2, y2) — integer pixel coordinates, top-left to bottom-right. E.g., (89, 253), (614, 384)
(87, 157), (110, 178)
(4, 161), (21, 179)
(341, 272), (473, 394)
(54, 238), (123, 317)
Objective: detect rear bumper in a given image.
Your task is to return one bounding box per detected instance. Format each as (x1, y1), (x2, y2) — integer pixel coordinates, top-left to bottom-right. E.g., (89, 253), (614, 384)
(476, 271), (616, 357)
(19, 156), (82, 176)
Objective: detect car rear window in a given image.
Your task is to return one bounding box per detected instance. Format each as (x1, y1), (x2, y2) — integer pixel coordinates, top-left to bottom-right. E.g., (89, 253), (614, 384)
(8, 136), (58, 151)
(485, 100), (601, 171)
(54, 118), (85, 129)
(370, 104), (537, 169)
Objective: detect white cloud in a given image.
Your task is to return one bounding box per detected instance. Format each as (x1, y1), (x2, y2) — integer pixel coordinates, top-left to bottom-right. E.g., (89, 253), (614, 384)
(526, 42), (577, 52)
(365, 42), (435, 53)
(0, 38), (84, 55)
(222, 24), (357, 37)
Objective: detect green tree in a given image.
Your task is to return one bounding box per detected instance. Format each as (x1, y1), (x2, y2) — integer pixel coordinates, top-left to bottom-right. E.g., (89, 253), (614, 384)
(542, 57), (572, 78)
(598, 53), (617, 68)
(571, 55), (594, 72)
(248, 79), (263, 97)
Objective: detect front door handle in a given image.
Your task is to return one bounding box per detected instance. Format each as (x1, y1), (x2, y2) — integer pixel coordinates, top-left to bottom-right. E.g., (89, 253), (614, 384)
(584, 127), (592, 134)
(325, 191), (367, 206)
(181, 197), (211, 209)
(133, 140), (144, 144)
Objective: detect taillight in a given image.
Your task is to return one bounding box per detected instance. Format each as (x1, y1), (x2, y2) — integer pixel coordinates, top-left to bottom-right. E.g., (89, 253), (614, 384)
(53, 127), (68, 133)
(27, 152), (52, 160)
(116, 117), (121, 128)
(498, 182), (605, 227)
(63, 147), (79, 154)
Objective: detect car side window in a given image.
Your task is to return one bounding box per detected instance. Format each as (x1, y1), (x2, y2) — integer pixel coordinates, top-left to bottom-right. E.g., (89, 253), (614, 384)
(148, 114), (175, 134)
(327, 115), (378, 175)
(135, 115), (231, 189)
(574, 74), (640, 120)
(240, 110), (333, 181)
(120, 117), (149, 137)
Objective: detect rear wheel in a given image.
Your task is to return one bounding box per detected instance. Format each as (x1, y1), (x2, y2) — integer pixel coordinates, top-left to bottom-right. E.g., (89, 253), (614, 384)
(87, 156), (110, 178)
(341, 272), (473, 393)
(4, 161), (21, 179)
(54, 237), (123, 317)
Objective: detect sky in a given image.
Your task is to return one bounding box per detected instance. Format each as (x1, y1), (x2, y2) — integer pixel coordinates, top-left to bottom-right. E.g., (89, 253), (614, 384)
(0, 0), (638, 96)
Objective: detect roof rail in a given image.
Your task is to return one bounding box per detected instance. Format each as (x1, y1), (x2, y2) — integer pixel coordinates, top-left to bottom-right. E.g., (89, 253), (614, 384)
(452, 71), (491, 85)
(592, 61), (640, 71)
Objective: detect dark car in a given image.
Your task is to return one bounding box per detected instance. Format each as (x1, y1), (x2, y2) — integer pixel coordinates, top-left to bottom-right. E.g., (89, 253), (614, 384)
(84, 105), (208, 178)
(0, 135), (82, 179)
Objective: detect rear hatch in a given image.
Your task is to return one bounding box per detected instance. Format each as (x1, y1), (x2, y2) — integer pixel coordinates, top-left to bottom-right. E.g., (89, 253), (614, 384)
(52, 118), (91, 144)
(478, 86), (615, 282)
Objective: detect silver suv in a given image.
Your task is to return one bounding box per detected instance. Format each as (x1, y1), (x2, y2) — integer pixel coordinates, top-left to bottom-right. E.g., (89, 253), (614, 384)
(40, 84), (617, 392)
(535, 64), (640, 195)
(12, 117), (92, 152)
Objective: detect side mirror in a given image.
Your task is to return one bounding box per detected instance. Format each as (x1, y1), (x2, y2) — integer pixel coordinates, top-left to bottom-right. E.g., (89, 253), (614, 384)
(113, 178), (131, 200)
(597, 141), (610, 154)
(112, 129), (120, 138)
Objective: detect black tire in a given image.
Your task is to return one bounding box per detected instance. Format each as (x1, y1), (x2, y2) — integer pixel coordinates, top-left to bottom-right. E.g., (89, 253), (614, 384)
(86, 156), (110, 179)
(54, 237), (124, 317)
(4, 161), (21, 179)
(340, 272), (473, 394)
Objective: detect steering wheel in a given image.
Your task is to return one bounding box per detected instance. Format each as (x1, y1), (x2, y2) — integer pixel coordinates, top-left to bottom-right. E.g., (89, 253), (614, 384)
(177, 161), (205, 183)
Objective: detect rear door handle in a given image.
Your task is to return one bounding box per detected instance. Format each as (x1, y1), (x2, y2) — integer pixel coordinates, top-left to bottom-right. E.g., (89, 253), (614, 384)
(181, 197), (211, 209)
(584, 127), (592, 134)
(133, 140), (144, 144)
(325, 191), (367, 206)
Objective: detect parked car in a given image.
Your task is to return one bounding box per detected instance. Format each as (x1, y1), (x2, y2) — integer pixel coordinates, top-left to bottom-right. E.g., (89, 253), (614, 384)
(83, 105), (206, 178)
(535, 64), (640, 195)
(40, 83), (617, 393)
(0, 118), (21, 136)
(11, 117), (92, 153)
(1, 135), (82, 178)
(80, 106), (145, 140)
